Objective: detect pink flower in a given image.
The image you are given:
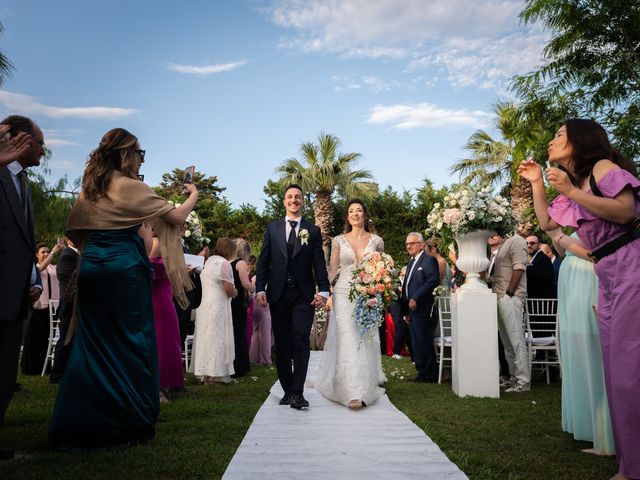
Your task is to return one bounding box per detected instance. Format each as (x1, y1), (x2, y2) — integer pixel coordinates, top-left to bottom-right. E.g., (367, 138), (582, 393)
(367, 287), (376, 295)
(366, 297), (379, 307)
(442, 208), (462, 225)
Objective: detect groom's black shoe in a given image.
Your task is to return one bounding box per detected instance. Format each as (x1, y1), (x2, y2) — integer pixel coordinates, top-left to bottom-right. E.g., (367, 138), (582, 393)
(289, 393), (309, 409)
(279, 393), (292, 405)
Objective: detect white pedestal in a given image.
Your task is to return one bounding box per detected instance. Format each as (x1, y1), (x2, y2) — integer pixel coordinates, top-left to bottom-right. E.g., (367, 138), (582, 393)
(451, 289), (500, 398)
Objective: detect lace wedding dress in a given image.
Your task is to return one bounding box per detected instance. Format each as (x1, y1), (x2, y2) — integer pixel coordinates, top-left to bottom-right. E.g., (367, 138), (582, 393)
(316, 234), (387, 406)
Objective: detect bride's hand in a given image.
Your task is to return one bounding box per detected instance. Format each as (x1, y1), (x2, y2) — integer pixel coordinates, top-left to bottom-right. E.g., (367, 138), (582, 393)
(518, 159), (543, 184)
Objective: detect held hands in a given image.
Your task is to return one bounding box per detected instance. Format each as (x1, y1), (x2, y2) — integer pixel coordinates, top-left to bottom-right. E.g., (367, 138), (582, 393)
(408, 299), (417, 311)
(311, 293), (327, 308)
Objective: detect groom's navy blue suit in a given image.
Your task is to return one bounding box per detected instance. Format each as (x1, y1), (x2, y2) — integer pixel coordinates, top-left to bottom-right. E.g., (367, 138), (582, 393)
(403, 252), (440, 382)
(256, 218), (329, 396)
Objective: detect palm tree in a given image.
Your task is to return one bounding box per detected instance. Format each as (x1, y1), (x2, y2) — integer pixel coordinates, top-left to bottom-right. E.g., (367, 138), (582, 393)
(450, 101), (537, 236)
(275, 132), (377, 257)
(0, 22), (15, 87)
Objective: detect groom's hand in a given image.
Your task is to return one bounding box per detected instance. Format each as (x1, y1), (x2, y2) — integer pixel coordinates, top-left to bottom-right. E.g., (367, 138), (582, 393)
(311, 294), (327, 308)
(256, 292), (268, 307)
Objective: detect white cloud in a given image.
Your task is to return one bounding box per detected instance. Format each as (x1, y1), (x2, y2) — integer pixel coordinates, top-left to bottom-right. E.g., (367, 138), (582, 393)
(265, 0), (547, 89)
(366, 102), (491, 129)
(45, 138), (79, 147)
(0, 90), (136, 119)
(167, 61), (247, 75)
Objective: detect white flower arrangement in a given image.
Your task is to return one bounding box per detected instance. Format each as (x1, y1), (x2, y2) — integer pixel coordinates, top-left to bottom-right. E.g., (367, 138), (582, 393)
(298, 228), (309, 245)
(426, 186), (515, 239)
(169, 201), (210, 246)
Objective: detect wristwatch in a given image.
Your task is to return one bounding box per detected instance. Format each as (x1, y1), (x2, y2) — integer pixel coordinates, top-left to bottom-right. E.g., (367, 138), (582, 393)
(505, 289), (514, 297)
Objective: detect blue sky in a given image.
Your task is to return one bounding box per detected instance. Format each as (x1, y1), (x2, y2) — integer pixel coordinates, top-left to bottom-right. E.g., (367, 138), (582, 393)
(0, 0), (547, 208)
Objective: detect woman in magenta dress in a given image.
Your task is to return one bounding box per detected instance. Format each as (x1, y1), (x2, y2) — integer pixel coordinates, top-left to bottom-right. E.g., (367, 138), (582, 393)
(519, 119), (640, 480)
(150, 237), (185, 400)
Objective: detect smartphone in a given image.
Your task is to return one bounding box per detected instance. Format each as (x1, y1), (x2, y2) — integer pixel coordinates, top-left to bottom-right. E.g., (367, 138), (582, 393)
(137, 174), (145, 182)
(57, 236), (65, 245)
(183, 166), (195, 185)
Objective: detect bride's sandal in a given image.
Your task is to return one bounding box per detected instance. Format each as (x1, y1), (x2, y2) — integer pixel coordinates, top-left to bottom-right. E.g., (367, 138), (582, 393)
(348, 400), (364, 409)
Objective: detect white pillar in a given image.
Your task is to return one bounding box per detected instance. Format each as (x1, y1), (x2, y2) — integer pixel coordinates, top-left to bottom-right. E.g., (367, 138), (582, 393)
(451, 289), (500, 398)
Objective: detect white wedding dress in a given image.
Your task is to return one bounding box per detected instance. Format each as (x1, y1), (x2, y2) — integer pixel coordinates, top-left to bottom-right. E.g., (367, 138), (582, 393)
(191, 255), (235, 382)
(316, 234), (387, 406)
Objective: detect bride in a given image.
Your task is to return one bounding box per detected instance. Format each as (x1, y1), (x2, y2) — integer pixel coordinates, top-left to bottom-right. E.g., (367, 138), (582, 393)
(316, 199), (387, 409)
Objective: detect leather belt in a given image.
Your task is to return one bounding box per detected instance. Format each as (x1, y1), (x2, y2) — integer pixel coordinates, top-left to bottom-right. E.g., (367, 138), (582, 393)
(588, 228), (640, 263)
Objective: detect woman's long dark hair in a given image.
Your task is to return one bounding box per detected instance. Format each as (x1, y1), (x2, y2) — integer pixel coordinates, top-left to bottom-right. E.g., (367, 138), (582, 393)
(564, 118), (637, 187)
(343, 199), (376, 234)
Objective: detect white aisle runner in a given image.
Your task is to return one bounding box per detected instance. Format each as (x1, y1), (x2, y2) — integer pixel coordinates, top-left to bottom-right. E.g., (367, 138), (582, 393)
(223, 351), (467, 480)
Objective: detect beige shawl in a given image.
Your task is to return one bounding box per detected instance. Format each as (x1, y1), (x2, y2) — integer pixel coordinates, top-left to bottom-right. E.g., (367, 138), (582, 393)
(67, 171), (193, 309)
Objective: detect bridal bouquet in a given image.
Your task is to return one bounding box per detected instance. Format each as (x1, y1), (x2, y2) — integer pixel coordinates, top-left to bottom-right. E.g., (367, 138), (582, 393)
(425, 185), (515, 240)
(348, 252), (400, 341)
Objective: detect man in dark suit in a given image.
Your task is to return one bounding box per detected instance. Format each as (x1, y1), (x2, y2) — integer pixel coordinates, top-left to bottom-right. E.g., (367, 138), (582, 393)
(49, 238), (78, 384)
(402, 232), (440, 383)
(525, 236), (556, 299)
(540, 243), (562, 291)
(255, 184), (329, 409)
(0, 115), (45, 459)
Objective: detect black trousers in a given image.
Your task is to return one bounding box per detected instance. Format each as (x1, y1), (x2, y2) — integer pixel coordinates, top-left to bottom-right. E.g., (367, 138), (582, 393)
(269, 286), (314, 395)
(408, 308), (438, 382)
(0, 317), (23, 424)
(390, 302), (412, 357)
(21, 308), (49, 375)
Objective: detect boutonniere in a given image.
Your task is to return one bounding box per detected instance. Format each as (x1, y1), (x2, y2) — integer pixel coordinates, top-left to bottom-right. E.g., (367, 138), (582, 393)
(299, 228), (309, 245)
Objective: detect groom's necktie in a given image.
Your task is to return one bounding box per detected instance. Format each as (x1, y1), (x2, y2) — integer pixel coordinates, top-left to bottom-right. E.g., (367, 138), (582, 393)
(287, 220), (298, 256)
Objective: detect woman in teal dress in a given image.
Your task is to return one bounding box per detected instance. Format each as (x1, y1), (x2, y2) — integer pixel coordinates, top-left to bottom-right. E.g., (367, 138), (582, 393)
(557, 234), (614, 455)
(49, 128), (198, 448)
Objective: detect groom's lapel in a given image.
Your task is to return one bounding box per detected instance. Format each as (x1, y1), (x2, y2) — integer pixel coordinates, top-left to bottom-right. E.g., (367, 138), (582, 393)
(278, 218), (288, 259)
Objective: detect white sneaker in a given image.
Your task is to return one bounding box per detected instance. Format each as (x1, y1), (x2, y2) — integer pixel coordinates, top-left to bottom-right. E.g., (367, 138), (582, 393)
(499, 376), (514, 388)
(391, 354), (402, 360)
(505, 383), (530, 393)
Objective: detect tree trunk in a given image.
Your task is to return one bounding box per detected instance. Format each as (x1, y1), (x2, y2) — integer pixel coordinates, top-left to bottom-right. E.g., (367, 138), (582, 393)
(314, 190), (333, 263)
(510, 177), (534, 236)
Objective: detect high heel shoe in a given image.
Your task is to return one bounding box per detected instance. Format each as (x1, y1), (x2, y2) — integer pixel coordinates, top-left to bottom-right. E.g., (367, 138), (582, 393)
(348, 400), (366, 409)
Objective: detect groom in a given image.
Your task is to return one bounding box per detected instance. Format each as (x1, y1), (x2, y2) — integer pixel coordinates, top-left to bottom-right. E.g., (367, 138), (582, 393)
(255, 184), (329, 409)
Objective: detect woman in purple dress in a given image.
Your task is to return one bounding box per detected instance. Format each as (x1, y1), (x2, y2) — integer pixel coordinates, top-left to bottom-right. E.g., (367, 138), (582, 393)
(150, 236), (185, 401)
(519, 119), (640, 480)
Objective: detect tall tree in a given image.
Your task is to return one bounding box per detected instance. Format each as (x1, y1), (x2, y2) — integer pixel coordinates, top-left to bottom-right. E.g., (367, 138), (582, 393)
(513, 0), (640, 163)
(450, 101), (542, 235)
(154, 168), (225, 200)
(274, 132), (377, 252)
(0, 22), (14, 86)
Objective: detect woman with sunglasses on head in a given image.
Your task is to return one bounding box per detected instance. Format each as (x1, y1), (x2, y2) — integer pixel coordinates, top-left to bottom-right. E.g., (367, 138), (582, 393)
(49, 128), (198, 449)
(519, 119), (640, 480)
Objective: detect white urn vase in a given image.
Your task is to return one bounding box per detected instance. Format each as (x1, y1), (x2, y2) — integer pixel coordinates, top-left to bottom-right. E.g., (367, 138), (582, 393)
(455, 229), (494, 291)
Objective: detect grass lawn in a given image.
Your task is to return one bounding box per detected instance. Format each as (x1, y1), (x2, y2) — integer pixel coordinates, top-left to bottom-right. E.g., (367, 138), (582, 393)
(0, 357), (618, 479)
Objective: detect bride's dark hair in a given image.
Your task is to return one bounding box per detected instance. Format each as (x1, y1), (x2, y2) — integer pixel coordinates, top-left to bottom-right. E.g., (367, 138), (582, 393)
(343, 199), (376, 234)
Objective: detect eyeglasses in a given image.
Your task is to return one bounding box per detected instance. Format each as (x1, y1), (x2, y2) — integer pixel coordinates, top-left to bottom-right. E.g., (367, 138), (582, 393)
(526, 241), (539, 245)
(135, 149), (146, 160)
(406, 241), (422, 246)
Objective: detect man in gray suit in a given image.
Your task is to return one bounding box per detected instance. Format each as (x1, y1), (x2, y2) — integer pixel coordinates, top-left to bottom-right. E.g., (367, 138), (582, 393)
(0, 115), (45, 459)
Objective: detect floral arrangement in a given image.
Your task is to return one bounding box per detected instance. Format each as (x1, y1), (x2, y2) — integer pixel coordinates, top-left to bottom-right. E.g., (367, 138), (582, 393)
(168, 201), (210, 248)
(299, 228), (309, 245)
(426, 185), (515, 239)
(348, 252), (400, 342)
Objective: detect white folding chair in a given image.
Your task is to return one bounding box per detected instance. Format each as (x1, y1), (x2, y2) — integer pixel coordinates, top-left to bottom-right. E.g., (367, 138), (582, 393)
(433, 296), (453, 384)
(41, 299), (60, 376)
(184, 334), (194, 371)
(525, 298), (561, 384)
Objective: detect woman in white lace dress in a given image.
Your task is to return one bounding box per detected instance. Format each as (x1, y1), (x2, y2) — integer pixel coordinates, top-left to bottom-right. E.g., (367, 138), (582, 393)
(316, 199), (387, 409)
(192, 237), (238, 384)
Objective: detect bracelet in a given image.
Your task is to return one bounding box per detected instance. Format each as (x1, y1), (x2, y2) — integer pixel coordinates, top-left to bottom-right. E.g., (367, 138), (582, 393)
(558, 233), (566, 246)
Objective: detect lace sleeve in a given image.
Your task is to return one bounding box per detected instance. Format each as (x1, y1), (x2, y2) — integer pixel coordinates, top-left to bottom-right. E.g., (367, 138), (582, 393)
(219, 260), (234, 284)
(373, 234), (385, 253)
(328, 236), (341, 283)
